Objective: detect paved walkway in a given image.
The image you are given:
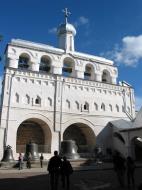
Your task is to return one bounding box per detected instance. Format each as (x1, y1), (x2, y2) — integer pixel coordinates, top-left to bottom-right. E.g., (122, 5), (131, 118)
(0, 163), (142, 190)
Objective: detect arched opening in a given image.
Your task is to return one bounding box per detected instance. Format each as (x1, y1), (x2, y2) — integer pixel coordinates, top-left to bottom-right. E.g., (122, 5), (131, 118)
(84, 64), (94, 80)
(39, 55), (51, 72)
(63, 123), (96, 157)
(62, 57), (75, 77)
(16, 119), (51, 153)
(131, 137), (142, 160)
(18, 53), (30, 69)
(102, 70), (111, 83)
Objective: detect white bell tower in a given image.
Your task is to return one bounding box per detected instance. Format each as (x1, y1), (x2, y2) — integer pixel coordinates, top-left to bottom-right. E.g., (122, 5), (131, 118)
(57, 8), (76, 52)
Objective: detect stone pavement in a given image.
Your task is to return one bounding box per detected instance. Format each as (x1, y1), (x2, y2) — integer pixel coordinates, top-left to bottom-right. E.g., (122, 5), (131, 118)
(0, 163), (142, 190)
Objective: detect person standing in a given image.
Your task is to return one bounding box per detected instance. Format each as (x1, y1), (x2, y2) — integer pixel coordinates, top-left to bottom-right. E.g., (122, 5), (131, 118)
(40, 153), (44, 168)
(18, 153), (23, 170)
(113, 151), (126, 187)
(126, 156), (135, 187)
(61, 156), (73, 190)
(26, 153), (31, 169)
(47, 151), (62, 190)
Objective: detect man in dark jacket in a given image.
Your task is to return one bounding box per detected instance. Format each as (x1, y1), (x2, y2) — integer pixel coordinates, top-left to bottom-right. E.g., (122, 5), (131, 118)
(113, 151), (126, 187)
(47, 151), (62, 190)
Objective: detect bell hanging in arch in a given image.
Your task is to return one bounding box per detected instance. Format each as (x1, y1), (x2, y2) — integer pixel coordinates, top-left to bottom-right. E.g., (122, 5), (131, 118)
(1, 145), (14, 162)
(24, 142), (39, 161)
(60, 140), (80, 160)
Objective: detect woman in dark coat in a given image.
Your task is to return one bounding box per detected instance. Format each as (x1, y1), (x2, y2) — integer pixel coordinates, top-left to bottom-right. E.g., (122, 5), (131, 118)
(61, 156), (73, 190)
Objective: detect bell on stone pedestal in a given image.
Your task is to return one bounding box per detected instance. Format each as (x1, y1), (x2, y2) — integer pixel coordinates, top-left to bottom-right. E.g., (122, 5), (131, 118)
(60, 140), (80, 160)
(1, 145), (14, 162)
(24, 142), (39, 161)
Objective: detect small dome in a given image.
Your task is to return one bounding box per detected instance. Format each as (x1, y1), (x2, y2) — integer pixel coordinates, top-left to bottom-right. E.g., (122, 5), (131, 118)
(57, 23), (76, 36)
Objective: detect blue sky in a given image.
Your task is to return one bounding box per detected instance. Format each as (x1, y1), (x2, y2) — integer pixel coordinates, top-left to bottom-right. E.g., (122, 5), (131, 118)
(0, 0), (142, 110)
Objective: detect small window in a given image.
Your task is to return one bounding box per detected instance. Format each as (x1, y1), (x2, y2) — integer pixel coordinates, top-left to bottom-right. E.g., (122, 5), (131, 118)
(75, 101), (79, 110)
(94, 103), (98, 111)
(25, 94), (30, 104)
(48, 97), (52, 106)
(83, 102), (89, 111)
(15, 93), (19, 103)
(116, 105), (119, 112)
(35, 96), (41, 105)
(109, 104), (113, 112)
(101, 103), (105, 111)
(66, 99), (70, 109)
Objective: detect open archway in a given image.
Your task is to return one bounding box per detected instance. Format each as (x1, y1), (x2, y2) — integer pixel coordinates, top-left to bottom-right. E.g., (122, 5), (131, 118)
(16, 118), (51, 153)
(63, 123), (96, 156)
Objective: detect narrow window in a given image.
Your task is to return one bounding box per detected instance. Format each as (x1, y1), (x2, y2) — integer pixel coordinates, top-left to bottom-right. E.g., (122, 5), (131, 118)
(66, 100), (70, 109)
(48, 97), (52, 106)
(94, 103), (98, 111)
(101, 103), (105, 111)
(26, 94), (30, 104)
(75, 101), (79, 110)
(84, 102), (89, 111)
(116, 104), (119, 112)
(15, 93), (19, 103)
(109, 104), (113, 112)
(35, 96), (41, 105)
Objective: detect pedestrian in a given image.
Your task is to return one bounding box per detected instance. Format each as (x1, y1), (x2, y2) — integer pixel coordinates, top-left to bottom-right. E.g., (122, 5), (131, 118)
(18, 153), (23, 170)
(40, 153), (44, 168)
(47, 150), (62, 190)
(113, 151), (126, 187)
(26, 153), (31, 169)
(61, 156), (73, 190)
(126, 156), (135, 187)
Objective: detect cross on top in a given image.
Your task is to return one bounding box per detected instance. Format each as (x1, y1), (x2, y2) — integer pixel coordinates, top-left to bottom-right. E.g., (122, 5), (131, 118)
(62, 8), (71, 24)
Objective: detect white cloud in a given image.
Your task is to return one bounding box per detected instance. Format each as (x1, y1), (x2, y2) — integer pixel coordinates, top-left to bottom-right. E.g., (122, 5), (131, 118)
(79, 16), (89, 25)
(48, 27), (57, 34)
(74, 16), (89, 27)
(103, 35), (142, 67)
(135, 96), (142, 111)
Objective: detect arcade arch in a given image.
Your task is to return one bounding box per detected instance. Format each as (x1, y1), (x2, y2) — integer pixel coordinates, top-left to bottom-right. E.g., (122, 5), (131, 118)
(63, 123), (96, 155)
(16, 118), (52, 154)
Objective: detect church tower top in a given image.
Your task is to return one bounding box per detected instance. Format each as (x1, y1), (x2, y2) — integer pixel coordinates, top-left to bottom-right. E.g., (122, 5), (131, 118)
(57, 8), (76, 52)
(62, 8), (71, 24)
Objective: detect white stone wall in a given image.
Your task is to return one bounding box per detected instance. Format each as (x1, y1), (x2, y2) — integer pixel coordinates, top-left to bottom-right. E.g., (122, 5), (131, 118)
(0, 39), (136, 160)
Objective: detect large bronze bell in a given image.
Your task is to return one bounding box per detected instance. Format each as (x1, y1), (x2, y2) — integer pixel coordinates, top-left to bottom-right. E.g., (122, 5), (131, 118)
(24, 142), (39, 161)
(1, 145), (14, 162)
(60, 140), (80, 160)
